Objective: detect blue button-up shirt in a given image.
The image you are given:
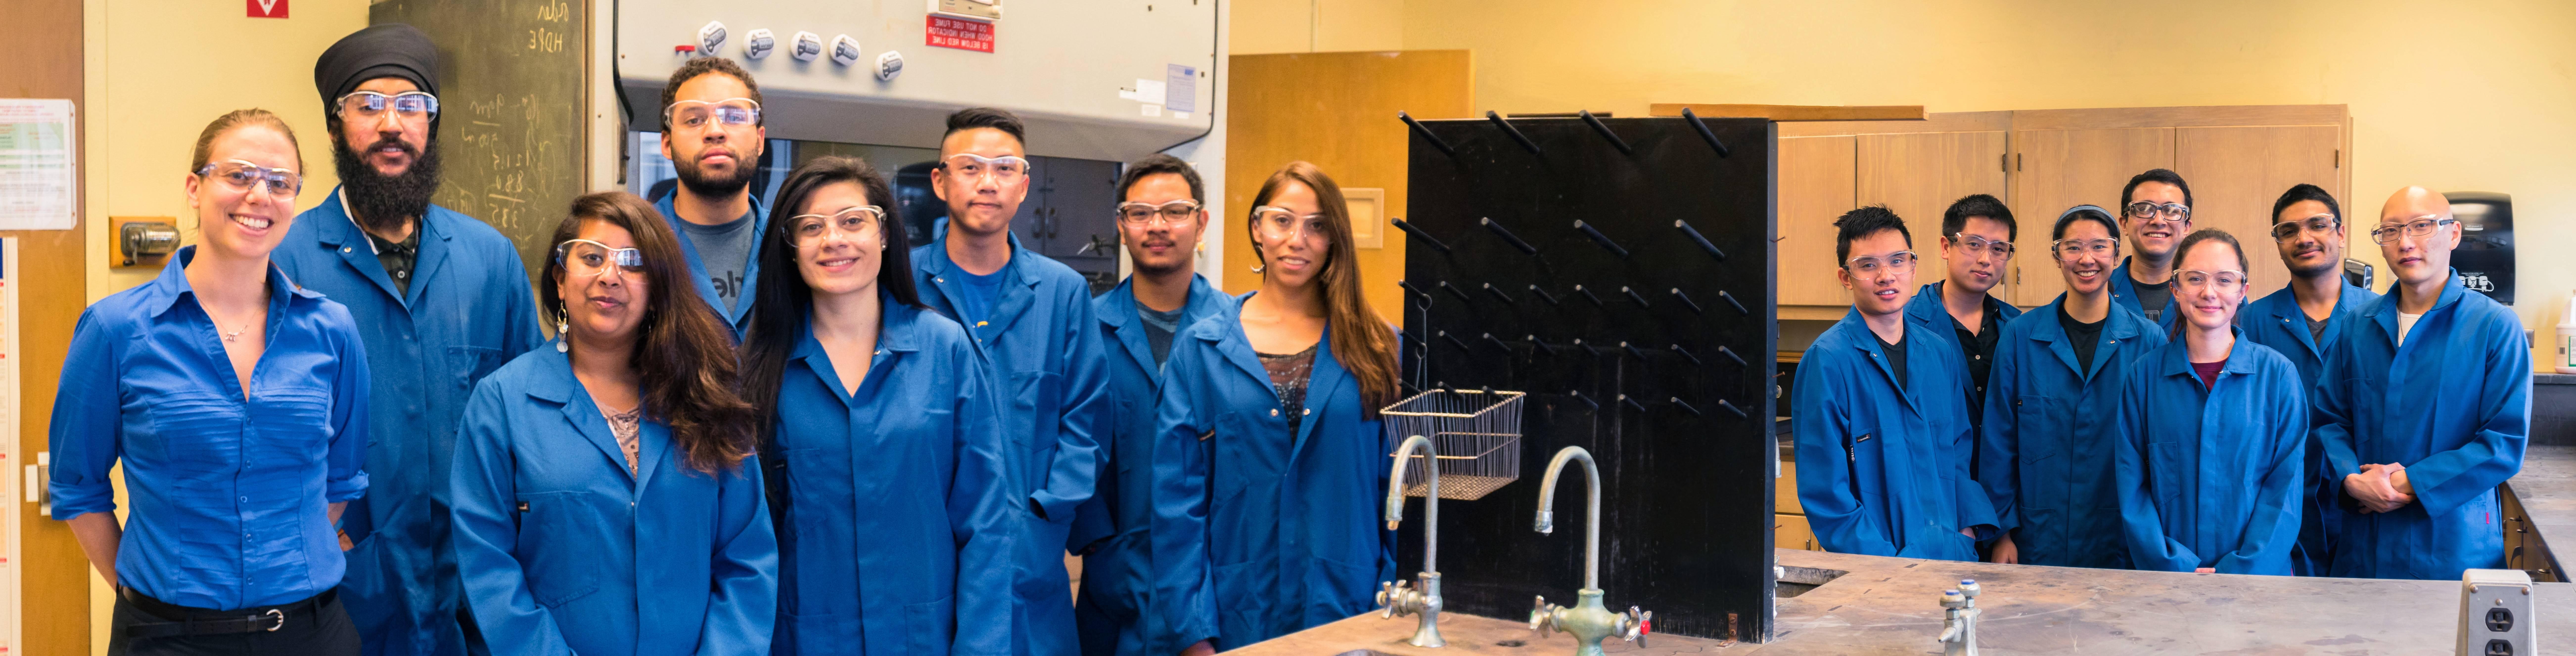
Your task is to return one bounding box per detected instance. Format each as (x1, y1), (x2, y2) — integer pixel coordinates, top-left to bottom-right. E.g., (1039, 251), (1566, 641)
(49, 246), (371, 610)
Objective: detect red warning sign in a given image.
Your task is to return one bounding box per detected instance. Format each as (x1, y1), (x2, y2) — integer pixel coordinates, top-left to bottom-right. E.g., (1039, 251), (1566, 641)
(246, 0), (288, 18)
(927, 16), (994, 53)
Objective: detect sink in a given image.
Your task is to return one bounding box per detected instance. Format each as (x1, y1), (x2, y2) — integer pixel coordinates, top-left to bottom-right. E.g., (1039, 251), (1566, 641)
(1775, 564), (1848, 598)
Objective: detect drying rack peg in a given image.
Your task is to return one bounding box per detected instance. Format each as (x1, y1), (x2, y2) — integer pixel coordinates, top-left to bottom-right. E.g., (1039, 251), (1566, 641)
(1438, 331), (1471, 352)
(1621, 286), (1653, 308)
(1399, 111), (1456, 157)
(1671, 398), (1701, 416)
(1675, 220), (1728, 261)
(1619, 394), (1649, 413)
(1480, 217), (1540, 256)
(1579, 110), (1633, 155)
(1680, 107), (1732, 157)
(1484, 283), (1518, 305)
(1575, 339), (1602, 358)
(1527, 285), (1562, 306)
(1717, 399), (1750, 420)
(1574, 220), (1631, 258)
(1671, 344), (1703, 366)
(1718, 289), (1751, 316)
(1527, 335), (1561, 356)
(1670, 288), (1704, 315)
(1573, 285), (1605, 307)
(1716, 345), (1749, 368)
(1568, 390), (1599, 410)
(1487, 110), (1543, 154)
(1390, 218), (1452, 253)
(1620, 341), (1649, 361)
(1481, 333), (1515, 352)
(1440, 281), (1475, 304)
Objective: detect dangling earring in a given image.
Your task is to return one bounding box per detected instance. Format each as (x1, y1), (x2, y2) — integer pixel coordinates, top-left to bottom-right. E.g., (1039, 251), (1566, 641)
(1251, 263), (1264, 273)
(554, 307), (570, 352)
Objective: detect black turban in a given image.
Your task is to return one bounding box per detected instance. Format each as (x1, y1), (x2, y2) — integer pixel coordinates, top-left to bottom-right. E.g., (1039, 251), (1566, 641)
(314, 24), (440, 132)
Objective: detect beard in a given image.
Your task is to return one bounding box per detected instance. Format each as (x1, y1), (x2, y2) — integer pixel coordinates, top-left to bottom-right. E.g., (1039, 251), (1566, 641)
(333, 130), (443, 234)
(2291, 254), (2343, 279)
(674, 148), (756, 199)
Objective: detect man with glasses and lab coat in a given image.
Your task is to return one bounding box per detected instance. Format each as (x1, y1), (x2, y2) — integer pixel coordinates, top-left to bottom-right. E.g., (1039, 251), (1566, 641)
(653, 57), (772, 335)
(2240, 184), (2380, 576)
(2112, 169), (2195, 330)
(2310, 186), (2530, 580)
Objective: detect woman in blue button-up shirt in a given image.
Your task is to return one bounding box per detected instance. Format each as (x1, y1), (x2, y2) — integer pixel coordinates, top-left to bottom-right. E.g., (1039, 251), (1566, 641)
(51, 109), (371, 654)
(2116, 230), (2308, 576)
(450, 192), (776, 656)
(736, 156), (1020, 655)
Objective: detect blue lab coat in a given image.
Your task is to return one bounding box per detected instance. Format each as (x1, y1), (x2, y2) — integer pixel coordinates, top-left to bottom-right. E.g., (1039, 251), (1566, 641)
(654, 194), (770, 336)
(911, 232), (1109, 656)
(1977, 296), (2164, 569)
(2116, 332), (2307, 575)
(765, 297), (1022, 655)
(1792, 308), (2000, 561)
(2110, 257), (2183, 333)
(2238, 281), (2380, 575)
(274, 192), (543, 656)
(2312, 270), (2531, 580)
(1150, 306), (1397, 650)
(1904, 282), (2024, 469)
(1069, 275), (1238, 656)
(450, 347), (777, 656)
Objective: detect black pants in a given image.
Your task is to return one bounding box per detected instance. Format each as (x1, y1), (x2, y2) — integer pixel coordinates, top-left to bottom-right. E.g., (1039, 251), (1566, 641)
(109, 588), (360, 656)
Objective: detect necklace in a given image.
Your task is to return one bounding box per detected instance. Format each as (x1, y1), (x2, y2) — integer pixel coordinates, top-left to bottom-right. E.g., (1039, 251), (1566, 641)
(221, 323), (250, 343)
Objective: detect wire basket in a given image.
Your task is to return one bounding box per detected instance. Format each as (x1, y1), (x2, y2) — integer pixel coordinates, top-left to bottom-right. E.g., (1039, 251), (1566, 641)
(1381, 389), (1526, 500)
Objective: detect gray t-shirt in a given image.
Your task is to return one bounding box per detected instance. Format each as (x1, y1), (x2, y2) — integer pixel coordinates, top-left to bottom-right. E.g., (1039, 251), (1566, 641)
(1139, 304), (1186, 370)
(2132, 278), (2173, 324)
(676, 209), (758, 313)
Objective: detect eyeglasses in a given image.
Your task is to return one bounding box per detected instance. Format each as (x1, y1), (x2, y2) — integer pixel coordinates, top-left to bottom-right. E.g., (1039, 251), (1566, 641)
(1118, 200), (1202, 226)
(2125, 201), (2193, 223)
(2271, 213), (2341, 241)
(664, 98), (762, 132)
(336, 91), (440, 124)
(938, 153), (1030, 184)
(2173, 269), (2247, 292)
(2050, 237), (2119, 261)
(786, 206), (886, 246)
(1251, 205), (1328, 242)
(554, 239), (644, 278)
(1947, 233), (2014, 259)
(1844, 251), (1918, 276)
(2369, 215), (2459, 243)
(196, 159), (302, 199)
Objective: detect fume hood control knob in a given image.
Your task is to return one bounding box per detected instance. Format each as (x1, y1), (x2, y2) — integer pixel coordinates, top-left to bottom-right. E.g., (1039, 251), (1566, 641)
(875, 50), (906, 81)
(830, 34), (864, 66)
(743, 29), (776, 59)
(697, 21), (727, 57)
(791, 31), (824, 62)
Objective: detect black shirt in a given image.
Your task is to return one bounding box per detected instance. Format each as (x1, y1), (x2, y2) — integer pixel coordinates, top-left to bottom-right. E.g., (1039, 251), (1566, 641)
(1875, 328), (1909, 393)
(364, 226), (421, 297)
(2132, 277), (2173, 324)
(2306, 313), (2330, 344)
(2059, 305), (2108, 373)
(1949, 293), (2006, 425)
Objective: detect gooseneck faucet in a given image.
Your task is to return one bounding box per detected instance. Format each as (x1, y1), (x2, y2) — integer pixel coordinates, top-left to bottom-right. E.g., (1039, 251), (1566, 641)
(1375, 435), (1445, 647)
(1528, 446), (1650, 656)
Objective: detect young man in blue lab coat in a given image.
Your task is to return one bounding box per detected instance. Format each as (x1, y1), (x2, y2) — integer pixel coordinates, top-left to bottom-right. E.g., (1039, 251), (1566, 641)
(2116, 230), (2308, 576)
(1069, 154), (1236, 656)
(2312, 186), (2531, 580)
(2111, 169), (2193, 330)
(1901, 194), (2024, 470)
(654, 57), (771, 335)
(911, 107), (1110, 656)
(2240, 184), (2380, 575)
(1794, 205), (2000, 561)
(1978, 205), (2165, 568)
(275, 25), (543, 656)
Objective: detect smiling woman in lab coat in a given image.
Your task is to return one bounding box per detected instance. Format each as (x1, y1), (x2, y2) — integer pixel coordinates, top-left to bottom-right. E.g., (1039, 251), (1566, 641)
(450, 192), (776, 656)
(2116, 229), (2307, 575)
(736, 156), (1020, 656)
(1150, 162), (1403, 653)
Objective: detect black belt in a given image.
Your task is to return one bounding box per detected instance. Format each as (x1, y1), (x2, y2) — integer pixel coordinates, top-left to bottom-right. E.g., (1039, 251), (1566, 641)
(120, 588), (335, 639)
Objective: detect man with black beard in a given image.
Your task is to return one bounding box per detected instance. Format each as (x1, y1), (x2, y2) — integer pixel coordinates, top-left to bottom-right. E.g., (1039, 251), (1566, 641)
(653, 56), (771, 335)
(276, 23), (545, 656)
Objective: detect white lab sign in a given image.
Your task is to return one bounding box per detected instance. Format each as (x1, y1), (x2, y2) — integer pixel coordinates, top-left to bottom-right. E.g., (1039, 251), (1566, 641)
(0, 100), (75, 231)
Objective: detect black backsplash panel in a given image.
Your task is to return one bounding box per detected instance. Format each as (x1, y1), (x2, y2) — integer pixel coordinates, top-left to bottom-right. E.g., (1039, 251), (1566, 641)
(1390, 115), (1778, 642)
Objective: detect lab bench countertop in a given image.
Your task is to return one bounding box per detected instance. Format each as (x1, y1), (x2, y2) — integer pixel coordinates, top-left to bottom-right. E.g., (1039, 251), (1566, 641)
(1238, 548), (2576, 655)
(2512, 444), (2576, 561)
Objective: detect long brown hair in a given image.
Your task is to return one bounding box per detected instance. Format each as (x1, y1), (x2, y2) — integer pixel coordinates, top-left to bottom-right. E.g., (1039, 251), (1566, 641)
(540, 191), (759, 473)
(1246, 162), (1400, 417)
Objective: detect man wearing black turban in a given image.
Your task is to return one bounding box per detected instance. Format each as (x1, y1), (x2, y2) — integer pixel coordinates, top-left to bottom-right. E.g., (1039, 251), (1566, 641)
(275, 23), (546, 656)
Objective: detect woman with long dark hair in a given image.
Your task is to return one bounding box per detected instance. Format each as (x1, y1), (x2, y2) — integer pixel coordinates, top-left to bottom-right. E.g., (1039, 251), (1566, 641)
(737, 156), (1019, 655)
(2116, 229), (2308, 575)
(450, 192), (776, 655)
(52, 109), (369, 654)
(1149, 161), (1403, 652)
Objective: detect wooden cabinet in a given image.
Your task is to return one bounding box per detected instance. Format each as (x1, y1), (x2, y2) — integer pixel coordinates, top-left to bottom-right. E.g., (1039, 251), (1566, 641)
(2007, 127), (2177, 305)
(1770, 106), (2350, 314)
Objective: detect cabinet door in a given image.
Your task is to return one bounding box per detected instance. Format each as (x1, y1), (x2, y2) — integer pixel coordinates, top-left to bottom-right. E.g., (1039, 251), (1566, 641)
(2008, 128), (2176, 306)
(1858, 131), (2009, 297)
(2176, 126), (2343, 297)
(1779, 135), (1859, 307)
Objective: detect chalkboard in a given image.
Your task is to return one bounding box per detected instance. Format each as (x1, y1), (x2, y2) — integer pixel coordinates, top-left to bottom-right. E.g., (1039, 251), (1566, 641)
(372, 0), (586, 284)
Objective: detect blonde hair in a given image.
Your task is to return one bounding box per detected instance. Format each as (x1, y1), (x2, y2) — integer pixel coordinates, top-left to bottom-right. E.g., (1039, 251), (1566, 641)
(190, 109), (303, 173)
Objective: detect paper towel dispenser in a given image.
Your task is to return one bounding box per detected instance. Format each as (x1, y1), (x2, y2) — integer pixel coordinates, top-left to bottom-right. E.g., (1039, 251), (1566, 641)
(2445, 191), (2514, 305)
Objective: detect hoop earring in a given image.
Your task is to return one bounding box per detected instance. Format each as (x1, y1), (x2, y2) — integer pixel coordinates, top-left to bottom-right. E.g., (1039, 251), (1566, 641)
(1251, 263), (1265, 273)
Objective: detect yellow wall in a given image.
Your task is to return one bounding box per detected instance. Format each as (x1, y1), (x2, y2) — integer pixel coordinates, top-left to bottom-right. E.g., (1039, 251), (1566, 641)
(1238, 0), (2576, 370)
(78, 0), (367, 649)
(83, 0), (366, 304)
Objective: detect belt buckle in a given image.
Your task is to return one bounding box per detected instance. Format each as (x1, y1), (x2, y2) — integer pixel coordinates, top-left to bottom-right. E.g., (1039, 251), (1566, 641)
(262, 608), (285, 632)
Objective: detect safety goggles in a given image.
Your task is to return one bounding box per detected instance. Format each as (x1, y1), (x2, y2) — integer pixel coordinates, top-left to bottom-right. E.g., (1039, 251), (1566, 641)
(554, 239), (645, 278)
(786, 206), (887, 246)
(938, 153), (1030, 184)
(2271, 213), (2340, 241)
(196, 159), (302, 199)
(2369, 215), (2458, 244)
(1118, 200), (1202, 226)
(1843, 251), (1918, 276)
(2173, 269), (2247, 292)
(664, 98), (763, 131)
(1250, 205), (1328, 242)
(2050, 237), (2119, 261)
(336, 91), (440, 124)
(1946, 233), (2014, 259)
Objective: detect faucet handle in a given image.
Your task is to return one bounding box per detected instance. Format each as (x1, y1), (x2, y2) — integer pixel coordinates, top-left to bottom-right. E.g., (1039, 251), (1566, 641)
(1618, 606), (1653, 647)
(1377, 580), (1410, 618)
(1528, 595), (1562, 636)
